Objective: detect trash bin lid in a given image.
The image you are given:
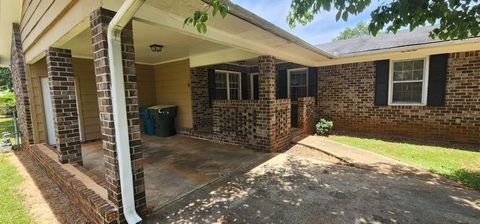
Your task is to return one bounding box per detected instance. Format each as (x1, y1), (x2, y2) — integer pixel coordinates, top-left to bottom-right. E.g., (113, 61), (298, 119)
(148, 105), (176, 110)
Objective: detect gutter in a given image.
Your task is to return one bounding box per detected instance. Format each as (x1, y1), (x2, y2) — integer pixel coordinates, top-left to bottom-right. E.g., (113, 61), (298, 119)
(202, 0), (336, 59)
(107, 0), (145, 223)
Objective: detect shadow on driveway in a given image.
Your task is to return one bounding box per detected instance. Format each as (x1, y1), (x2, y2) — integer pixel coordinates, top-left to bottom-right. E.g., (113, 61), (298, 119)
(145, 145), (480, 224)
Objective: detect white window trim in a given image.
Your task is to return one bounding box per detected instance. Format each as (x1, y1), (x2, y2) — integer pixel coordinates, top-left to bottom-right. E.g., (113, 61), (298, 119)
(250, 73), (258, 100)
(287, 67), (308, 100)
(388, 57), (430, 106)
(215, 70), (242, 100)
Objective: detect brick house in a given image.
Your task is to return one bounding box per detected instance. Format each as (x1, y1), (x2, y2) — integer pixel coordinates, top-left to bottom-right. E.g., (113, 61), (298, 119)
(0, 0), (479, 223)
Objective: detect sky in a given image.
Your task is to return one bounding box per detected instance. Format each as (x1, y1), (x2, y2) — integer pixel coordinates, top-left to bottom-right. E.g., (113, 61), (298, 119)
(231, 0), (387, 45)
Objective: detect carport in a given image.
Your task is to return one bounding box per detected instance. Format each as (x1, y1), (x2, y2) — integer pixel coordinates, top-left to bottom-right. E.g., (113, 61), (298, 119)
(82, 135), (272, 212)
(12, 0), (332, 222)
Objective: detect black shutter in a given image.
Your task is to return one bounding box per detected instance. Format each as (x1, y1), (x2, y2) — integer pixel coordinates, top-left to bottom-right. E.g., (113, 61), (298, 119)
(207, 69), (215, 106)
(253, 75), (259, 100)
(374, 60), (389, 106)
(427, 54), (448, 106)
(308, 67), (318, 99)
(241, 73), (248, 100)
(277, 69), (288, 99)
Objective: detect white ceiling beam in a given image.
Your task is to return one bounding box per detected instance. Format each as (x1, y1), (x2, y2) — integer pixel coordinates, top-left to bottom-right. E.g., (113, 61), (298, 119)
(189, 48), (258, 67)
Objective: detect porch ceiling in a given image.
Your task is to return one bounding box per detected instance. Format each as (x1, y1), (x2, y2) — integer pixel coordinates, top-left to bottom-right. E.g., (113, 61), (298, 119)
(100, 0), (333, 66)
(61, 20), (257, 66)
(0, 0), (22, 66)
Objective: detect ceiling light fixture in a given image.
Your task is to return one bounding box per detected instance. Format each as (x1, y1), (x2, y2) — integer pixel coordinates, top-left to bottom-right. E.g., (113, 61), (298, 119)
(150, 44), (164, 52)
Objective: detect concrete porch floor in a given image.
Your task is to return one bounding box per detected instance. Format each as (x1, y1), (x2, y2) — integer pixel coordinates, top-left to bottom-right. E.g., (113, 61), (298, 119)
(81, 135), (272, 212)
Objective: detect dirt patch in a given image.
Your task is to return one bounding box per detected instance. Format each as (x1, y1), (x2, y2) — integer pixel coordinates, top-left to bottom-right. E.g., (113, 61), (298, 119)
(284, 144), (342, 164)
(8, 150), (89, 224)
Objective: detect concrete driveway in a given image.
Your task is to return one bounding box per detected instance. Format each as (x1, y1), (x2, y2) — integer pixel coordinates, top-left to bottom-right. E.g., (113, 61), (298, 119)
(82, 135), (272, 212)
(145, 145), (480, 224)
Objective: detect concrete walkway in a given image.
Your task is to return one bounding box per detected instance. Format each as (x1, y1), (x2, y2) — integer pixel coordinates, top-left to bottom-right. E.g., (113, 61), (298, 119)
(291, 135), (470, 188)
(292, 135), (405, 165)
(292, 135), (428, 173)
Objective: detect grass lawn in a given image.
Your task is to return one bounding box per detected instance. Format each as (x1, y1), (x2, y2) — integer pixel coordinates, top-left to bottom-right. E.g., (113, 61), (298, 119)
(0, 117), (16, 144)
(0, 117), (32, 223)
(330, 135), (480, 190)
(0, 154), (32, 224)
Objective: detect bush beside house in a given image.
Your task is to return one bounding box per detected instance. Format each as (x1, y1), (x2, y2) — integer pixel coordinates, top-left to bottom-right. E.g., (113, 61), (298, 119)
(316, 118), (333, 135)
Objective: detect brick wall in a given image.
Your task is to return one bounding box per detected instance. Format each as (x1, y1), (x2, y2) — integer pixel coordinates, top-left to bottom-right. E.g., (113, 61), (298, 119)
(192, 57), (293, 152)
(190, 62), (307, 130)
(190, 63), (251, 129)
(212, 99), (291, 152)
(318, 50), (480, 144)
(270, 99), (292, 151)
(10, 23), (34, 146)
(210, 56), (291, 152)
(27, 144), (118, 224)
(45, 48), (83, 164)
(190, 67), (210, 129)
(298, 96), (316, 134)
(90, 8), (146, 220)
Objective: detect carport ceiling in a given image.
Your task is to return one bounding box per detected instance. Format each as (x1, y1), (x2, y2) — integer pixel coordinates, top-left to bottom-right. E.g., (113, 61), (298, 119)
(61, 20), (231, 65)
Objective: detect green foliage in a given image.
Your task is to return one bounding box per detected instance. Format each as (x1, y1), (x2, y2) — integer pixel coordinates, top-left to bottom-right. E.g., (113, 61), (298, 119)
(369, 0), (480, 39)
(287, 0), (371, 27)
(287, 0), (480, 40)
(0, 90), (16, 115)
(183, 0), (229, 33)
(330, 135), (480, 190)
(315, 118), (333, 135)
(187, 0), (480, 41)
(0, 67), (13, 90)
(333, 21), (370, 41)
(0, 90), (16, 108)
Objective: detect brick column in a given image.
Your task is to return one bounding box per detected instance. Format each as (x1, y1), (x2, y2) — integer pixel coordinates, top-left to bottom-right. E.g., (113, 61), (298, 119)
(90, 8), (146, 217)
(258, 55), (276, 101)
(257, 55), (291, 152)
(10, 23), (34, 146)
(45, 48), (82, 164)
(298, 97), (316, 134)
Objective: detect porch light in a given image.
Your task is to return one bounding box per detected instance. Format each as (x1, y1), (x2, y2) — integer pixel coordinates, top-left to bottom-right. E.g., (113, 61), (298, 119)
(150, 44), (164, 52)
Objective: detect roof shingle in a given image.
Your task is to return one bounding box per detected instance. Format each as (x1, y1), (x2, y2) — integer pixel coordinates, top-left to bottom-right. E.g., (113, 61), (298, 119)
(316, 26), (444, 56)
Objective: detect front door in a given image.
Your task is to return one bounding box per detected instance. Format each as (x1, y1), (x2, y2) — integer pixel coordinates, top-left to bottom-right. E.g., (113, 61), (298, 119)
(288, 68), (308, 128)
(41, 77), (56, 145)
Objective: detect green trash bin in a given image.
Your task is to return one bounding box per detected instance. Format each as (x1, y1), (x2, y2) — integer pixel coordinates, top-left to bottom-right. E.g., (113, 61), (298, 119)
(148, 105), (177, 137)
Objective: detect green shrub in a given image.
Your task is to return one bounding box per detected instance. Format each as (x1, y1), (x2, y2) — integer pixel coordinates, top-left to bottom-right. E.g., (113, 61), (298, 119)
(0, 90), (16, 115)
(315, 118), (333, 135)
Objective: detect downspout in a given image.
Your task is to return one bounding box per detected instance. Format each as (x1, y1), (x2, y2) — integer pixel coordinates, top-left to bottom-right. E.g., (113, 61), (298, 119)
(107, 0), (145, 223)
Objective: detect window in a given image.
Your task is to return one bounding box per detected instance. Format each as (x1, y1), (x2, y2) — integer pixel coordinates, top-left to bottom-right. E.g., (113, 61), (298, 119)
(389, 58), (429, 105)
(250, 73), (259, 100)
(288, 68), (308, 101)
(215, 70), (241, 100)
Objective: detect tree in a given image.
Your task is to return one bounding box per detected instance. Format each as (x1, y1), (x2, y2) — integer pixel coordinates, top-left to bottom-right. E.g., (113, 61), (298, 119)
(186, 0), (480, 40)
(0, 68), (12, 90)
(0, 90), (16, 115)
(333, 21), (370, 41)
